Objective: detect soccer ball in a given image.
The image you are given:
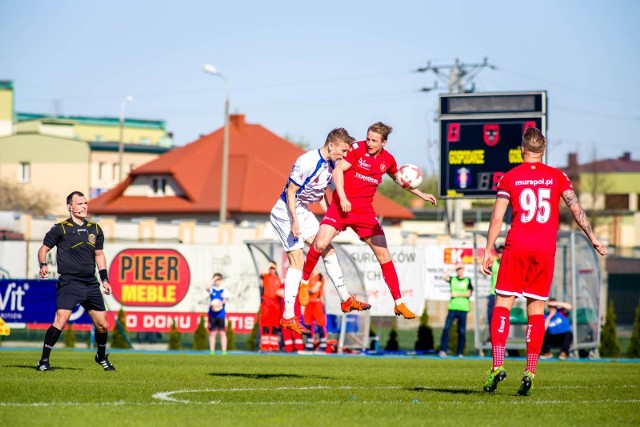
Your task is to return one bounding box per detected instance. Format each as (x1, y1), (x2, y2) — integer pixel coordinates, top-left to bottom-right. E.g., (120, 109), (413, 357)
(396, 164), (423, 189)
(210, 299), (224, 312)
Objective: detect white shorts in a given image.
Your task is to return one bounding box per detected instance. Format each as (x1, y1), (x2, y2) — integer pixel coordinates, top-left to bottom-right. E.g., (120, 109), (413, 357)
(270, 198), (320, 252)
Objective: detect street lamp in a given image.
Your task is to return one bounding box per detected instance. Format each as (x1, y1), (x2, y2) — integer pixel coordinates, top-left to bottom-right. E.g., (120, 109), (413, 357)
(203, 63), (230, 223)
(117, 95), (134, 181)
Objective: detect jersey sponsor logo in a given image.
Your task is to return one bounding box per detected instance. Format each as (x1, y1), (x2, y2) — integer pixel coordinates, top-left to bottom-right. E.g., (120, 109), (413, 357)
(514, 178), (553, 187)
(483, 124), (500, 147)
(354, 172), (379, 184)
(357, 158), (371, 170)
(109, 248), (191, 307)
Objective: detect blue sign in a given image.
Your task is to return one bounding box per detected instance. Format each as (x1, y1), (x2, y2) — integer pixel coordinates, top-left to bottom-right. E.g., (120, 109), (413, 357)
(0, 279), (92, 324)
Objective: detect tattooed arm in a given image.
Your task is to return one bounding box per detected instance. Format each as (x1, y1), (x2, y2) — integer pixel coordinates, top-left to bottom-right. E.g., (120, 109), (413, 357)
(561, 189), (608, 256)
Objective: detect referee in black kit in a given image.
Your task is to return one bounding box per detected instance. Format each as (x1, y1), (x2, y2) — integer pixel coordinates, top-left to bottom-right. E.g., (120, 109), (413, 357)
(36, 191), (115, 371)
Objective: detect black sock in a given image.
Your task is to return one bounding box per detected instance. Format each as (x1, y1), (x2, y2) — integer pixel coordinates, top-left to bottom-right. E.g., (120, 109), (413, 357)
(95, 331), (108, 359)
(40, 326), (62, 362)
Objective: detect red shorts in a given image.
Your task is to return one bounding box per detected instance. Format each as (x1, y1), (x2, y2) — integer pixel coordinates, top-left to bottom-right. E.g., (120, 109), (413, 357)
(259, 298), (281, 328)
(303, 300), (326, 327)
(321, 202), (384, 239)
(495, 249), (555, 300)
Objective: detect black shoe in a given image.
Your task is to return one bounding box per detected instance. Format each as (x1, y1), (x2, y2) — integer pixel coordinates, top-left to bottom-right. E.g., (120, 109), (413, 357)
(516, 371), (534, 396)
(95, 353), (116, 371)
(36, 361), (54, 371)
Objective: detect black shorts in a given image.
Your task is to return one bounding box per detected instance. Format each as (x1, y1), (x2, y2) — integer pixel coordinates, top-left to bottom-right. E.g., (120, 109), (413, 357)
(56, 275), (106, 312)
(208, 316), (226, 331)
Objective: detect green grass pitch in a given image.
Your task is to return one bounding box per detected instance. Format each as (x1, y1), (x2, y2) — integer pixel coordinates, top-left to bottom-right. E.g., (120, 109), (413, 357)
(1, 349), (639, 426)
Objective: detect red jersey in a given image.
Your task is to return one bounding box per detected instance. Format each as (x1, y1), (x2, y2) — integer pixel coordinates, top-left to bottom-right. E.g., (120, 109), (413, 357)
(497, 161), (573, 255)
(337, 141), (398, 206)
(308, 273), (325, 302)
(260, 273), (282, 300)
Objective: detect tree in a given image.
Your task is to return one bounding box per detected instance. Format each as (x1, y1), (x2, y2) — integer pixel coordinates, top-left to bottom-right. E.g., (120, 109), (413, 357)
(63, 323), (76, 348)
(110, 308), (129, 349)
(284, 133), (311, 150)
(226, 320), (236, 351)
(377, 175), (438, 208)
(414, 306), (434, 352)
(566, 148), (612, 231)
(385, 318), (400, 351)
(192, 316), (208, 350)
(246, 320), (259, 351)
(600, 300), (621, 358)
(168, 319), (181, 350)
(626, 300), (640, 358)
(0, 179), (53, 215)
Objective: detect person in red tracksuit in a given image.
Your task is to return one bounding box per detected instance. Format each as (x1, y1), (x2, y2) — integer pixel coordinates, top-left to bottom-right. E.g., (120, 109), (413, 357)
(303, 271), (328, 352)
(259, 263), (284, 351)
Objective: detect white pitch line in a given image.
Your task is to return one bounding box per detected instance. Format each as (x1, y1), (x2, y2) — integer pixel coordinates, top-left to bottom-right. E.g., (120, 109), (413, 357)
(2, 399), (639, 408)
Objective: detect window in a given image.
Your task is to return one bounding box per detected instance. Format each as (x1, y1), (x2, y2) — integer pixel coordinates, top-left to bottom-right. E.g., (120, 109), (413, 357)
(605, 194), (629, 210)
(19, 162), (30, 183)
(152, 177), (167, 195)
(98, 162), (106, 180)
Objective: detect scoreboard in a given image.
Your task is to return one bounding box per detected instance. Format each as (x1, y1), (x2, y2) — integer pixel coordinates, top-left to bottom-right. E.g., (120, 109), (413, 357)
(439, 91), (547, 198)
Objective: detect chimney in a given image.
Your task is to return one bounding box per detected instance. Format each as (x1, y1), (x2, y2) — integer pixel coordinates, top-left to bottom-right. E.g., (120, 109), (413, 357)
(619, 152), (631, 161)
(567, 152), (578, 169)
(230, 114), (245, 129)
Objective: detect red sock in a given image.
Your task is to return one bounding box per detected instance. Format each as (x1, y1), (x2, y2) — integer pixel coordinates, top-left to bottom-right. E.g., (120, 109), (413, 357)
(302, 246), (322, 281)
(525, 314), (545, 374)
(380, 261), (401, 300)
(491, 306), (511, 368)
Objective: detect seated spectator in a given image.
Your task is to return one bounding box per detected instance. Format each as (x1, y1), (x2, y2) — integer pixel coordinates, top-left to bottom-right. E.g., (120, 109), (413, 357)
(541, 298), (573, 360)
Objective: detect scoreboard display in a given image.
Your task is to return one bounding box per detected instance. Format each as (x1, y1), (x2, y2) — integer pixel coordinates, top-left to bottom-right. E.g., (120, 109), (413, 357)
(439, 92), (547, 198)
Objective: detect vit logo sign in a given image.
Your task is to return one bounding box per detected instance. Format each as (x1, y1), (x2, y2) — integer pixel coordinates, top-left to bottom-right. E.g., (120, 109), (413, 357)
(0, 282), (27, 312)
(109, 248), (191, 307)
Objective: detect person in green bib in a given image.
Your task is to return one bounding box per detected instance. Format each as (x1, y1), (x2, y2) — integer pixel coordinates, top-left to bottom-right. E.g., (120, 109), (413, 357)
(439, 263), (473, 357)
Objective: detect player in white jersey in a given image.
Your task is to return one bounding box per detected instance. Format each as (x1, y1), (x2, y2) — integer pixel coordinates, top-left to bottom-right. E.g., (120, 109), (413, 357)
(271, 128), (366, 335)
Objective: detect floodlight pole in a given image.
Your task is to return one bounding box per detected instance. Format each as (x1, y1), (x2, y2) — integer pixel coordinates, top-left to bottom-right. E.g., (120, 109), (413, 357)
(203, 64), (230, 223)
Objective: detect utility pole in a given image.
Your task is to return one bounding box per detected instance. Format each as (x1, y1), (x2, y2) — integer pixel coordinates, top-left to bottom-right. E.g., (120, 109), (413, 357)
(417, 57), (495, 237)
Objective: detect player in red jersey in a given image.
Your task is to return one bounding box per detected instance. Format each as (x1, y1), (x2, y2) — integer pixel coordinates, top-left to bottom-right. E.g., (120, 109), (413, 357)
(300, 122), (437, 319)
(481, 127), (607, 396)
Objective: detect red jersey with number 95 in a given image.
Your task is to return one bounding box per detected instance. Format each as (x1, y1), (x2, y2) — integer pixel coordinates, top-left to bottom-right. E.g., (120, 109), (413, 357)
(496, 162), (573, 255)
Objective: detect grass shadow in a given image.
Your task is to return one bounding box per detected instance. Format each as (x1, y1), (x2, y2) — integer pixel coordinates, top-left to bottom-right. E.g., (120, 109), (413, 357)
(208, 372), (332, 380)
(4, 364), (84, 371)
(409, 386), (481, 395)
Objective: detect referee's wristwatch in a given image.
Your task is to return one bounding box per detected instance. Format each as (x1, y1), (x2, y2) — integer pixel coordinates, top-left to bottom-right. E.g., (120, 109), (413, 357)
(39, 262), (47, 268)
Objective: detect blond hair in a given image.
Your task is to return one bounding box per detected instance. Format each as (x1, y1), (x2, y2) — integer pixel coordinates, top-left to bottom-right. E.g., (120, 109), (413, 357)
(522, 127), (546, 154)
(325, 127), (355, 146)
(368, 122), (393, 141)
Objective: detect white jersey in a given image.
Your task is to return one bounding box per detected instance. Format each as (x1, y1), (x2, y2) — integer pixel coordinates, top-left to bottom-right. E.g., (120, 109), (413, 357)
(279, 149), (334, 207)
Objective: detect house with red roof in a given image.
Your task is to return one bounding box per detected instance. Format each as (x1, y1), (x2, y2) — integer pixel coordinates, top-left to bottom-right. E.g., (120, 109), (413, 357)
(90, 114), (414, 223)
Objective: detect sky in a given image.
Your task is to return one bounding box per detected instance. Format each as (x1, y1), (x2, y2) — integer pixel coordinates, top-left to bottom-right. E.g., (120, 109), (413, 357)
(1, 0), (639, 174)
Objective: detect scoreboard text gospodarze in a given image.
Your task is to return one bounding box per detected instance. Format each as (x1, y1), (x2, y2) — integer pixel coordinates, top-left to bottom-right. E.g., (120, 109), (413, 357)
(439, 91), (547, 198)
